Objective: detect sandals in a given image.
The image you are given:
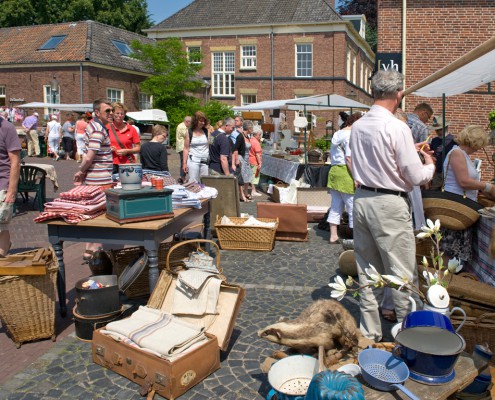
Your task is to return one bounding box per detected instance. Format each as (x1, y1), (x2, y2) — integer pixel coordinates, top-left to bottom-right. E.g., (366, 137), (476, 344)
(240, 198), (252, 203)
(246, 194), (252, 201)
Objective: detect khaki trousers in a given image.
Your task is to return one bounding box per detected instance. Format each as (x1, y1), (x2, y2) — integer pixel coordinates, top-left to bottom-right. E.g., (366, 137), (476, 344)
(26, 129), (40, 156)
(353, 188), (419, 342)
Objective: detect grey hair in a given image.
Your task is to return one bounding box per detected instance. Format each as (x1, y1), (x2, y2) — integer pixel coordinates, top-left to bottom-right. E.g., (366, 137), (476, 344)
(371, 70), (404, 100)
(243, 120), (254, 131)
(223, 117), (235, 127)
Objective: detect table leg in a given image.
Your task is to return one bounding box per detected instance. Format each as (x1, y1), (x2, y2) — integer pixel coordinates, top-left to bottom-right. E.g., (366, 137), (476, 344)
(52, 242), (67, 317)
(146, 248), (159, 292)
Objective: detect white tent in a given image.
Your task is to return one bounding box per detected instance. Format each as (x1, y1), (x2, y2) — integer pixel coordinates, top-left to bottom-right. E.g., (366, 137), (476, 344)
(126, 109), (169, 124)
(18, 102), (93, 112)
(404, 36), (495, 97)
(233, 94), (370, 111)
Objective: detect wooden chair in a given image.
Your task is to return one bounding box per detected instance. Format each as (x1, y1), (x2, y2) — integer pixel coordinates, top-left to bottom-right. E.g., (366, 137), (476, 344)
(16, 166), (47, 212)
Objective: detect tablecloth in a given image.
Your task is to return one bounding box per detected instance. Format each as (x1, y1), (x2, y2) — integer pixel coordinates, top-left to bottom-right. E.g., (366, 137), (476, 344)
(466, 215), (495, 286)
(25, 163), (59, 191)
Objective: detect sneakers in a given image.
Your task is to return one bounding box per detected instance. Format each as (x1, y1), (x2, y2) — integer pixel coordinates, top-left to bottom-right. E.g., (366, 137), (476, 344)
(342, 239), (354, 250)
(55, 156), (60, 161)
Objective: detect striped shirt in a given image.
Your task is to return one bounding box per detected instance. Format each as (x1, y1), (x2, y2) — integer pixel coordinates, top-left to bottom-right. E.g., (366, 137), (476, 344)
(83, 118), (113, 186)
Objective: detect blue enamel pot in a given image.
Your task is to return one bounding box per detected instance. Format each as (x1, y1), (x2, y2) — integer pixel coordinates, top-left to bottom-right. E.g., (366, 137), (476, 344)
(400, 310), (455, 332)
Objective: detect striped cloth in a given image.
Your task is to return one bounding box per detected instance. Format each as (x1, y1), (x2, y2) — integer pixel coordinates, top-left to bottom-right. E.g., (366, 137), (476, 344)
(59, 185), (103, 201)
(34, 209), (106, 224)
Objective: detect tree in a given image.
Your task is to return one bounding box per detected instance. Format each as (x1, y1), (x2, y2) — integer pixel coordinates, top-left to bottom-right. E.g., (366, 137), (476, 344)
(0, 0), (152, 33)
(131, 38), (207, 144)
(338, 0), (377, 52)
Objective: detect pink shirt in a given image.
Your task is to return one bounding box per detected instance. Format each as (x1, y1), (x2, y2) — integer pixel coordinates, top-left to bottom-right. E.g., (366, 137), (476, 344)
(249, 138), (262, 165)
(350, 105), (434, 192)
(76, 120), (88, 135)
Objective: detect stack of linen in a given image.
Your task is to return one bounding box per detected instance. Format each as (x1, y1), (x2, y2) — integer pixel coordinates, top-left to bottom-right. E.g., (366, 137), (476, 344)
(34, 185), (107, 224)
(167, 184), (218, 209)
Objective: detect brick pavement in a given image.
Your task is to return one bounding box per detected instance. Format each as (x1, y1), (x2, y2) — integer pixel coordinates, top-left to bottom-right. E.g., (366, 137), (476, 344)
(0, 151), (385, 399)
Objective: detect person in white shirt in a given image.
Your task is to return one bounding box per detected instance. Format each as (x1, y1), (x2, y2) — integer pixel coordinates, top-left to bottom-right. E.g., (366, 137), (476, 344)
(45, 115), (62, 160)
(350, 69), (435, 342)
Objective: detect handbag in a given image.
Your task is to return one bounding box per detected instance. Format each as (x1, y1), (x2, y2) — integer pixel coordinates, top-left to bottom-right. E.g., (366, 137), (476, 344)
(109, 124), (134, 163)
(422, 152), (482, 230)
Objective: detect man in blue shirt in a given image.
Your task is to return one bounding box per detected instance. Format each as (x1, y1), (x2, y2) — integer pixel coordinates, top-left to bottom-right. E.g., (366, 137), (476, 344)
(22, 111), (40, 157)
(406, 103), (433, 143)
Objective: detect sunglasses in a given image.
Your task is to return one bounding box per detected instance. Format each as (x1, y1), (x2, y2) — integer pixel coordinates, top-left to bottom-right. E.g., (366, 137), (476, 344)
(102, 108), (113, 114)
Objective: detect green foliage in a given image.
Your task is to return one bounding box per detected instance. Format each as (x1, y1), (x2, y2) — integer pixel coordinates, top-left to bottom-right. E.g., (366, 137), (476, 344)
(489, 110), (495, 131)
(201, 100), (235, 128)
(314, 137), (331, 151)
(0, 0), (152, 33)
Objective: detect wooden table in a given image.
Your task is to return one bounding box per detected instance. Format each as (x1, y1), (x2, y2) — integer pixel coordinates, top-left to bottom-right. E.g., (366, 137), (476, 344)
(363, 353), (481, 399)
(44, 200), (209, 317)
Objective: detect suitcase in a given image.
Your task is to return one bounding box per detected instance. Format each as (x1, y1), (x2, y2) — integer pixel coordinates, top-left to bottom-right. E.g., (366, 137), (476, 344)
(257, 203), (308, 241)
(92, 240), (245, 399)
(296, 188), (331, 222)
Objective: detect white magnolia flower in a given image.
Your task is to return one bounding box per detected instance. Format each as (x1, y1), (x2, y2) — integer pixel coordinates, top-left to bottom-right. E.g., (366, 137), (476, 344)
(423, 270), (436, 286)
(416, 231), (431, 239)
(329, 276), (347, 301)
(447, 257), (462, 274)
(382, 274), (404, 286)
(346, 276), (354, 286)
(365, 265), (382, 284)
(422, 256), (429, 268)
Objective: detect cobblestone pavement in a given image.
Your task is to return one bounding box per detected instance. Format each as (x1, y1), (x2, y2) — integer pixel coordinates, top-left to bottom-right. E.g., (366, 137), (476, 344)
(0, 152), (392, 399)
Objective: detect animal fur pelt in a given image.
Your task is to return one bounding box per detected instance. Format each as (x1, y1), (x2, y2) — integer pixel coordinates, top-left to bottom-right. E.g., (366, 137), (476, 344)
(258, 299), (376, 366)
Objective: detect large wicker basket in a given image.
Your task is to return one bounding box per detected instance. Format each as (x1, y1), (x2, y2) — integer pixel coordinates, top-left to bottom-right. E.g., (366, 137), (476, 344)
(451, 313), (495, 356)
(215, 216), (278, 251)
(0, 249), (58, 348)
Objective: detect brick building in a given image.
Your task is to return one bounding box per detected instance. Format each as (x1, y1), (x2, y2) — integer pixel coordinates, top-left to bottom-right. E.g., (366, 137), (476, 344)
(146, 0), (375, 136)
(0, 20), (154, 121)
(377, 0), (495, 180)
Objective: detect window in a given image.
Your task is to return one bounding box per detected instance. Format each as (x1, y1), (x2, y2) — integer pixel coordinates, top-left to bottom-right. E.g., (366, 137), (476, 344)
(212, 52), (235, 97)
(296, 44), (312, 77)
(346, 47), (351, 81)
(39, 35), (67, 50)
(111, 40), (133, 56)
(240, 45), (256, 70)
(107, 88), (123, 103)
(0, 86), (5, 107)
(139, 93), (152, 110)
(241, 94), (257, 106)
(43, 85), (60, 116)
(187, 46), (201, 64)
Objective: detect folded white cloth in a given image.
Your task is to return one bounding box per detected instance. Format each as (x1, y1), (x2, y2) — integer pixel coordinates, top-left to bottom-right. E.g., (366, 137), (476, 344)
(172, 275), (222, 316)
(103, 306), (206, 358)
(178, 269), (217, 293)
(242, 216), (276, 228)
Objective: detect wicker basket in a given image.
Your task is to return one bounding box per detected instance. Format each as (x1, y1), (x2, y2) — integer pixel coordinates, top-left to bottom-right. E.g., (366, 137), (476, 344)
(451, 313), (495, 356)
(0, 248), (57, 348)
(215, 216), (278, 251)
(109, 225), (204, 299)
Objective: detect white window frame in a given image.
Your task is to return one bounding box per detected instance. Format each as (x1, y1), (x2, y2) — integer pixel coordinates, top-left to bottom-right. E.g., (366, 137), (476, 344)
(241, 94), (257, 106)
(212, 51), (235, 97)
(139, 93), (153, 110)
(240, 45), (257, 70)
(43, 85), (60, 117)
(295, 44), (313, 77)
(107, 88), (123, 104)
(187, 46), (201, 64)
(346, 47), (352, 81)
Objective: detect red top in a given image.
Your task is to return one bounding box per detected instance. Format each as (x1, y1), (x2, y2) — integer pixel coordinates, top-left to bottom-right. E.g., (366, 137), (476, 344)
(75, 120), (88, 135)
(249, 137), (262, 166)
(107, 123), (140, 165)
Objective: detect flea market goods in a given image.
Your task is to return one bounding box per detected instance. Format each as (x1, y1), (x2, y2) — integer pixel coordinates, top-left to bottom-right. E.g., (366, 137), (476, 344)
(118, 163), (142, 190)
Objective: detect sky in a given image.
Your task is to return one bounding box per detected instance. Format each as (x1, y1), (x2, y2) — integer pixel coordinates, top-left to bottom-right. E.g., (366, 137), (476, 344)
(146, 0), (343, 24)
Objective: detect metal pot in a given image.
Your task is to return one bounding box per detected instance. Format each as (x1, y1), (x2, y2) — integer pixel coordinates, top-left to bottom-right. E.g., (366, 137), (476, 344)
(394, 329), (465, 384)
(75, 251), (148, 316)
(73, 305), (124, 341)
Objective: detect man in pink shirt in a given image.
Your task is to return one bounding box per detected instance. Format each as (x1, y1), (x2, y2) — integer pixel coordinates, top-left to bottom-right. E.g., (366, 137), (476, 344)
(350, 69), (435, 342)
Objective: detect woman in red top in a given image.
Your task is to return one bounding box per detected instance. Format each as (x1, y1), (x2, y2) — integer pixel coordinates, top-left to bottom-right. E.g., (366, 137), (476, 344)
(108, 102), (141, 175)
(248, 128), (263, 196)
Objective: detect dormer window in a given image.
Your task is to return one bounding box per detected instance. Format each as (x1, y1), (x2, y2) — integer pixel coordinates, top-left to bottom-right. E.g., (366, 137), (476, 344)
(39, 35), (67, 50)
(112, 40), (133, 56)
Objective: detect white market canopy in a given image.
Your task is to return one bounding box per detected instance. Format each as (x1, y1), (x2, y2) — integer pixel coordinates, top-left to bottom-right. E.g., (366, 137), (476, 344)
(233, 94), (371, 112)
(404, 35), (495, 97)
(126, 109), (169, 124)
(18, 102), (93, 112)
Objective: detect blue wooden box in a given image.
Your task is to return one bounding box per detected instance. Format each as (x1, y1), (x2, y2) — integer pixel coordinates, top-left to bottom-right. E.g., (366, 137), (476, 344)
(105, 187), (174, 223)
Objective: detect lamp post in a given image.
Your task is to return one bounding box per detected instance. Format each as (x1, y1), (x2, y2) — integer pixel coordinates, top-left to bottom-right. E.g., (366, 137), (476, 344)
(50, 76), (59, 109)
